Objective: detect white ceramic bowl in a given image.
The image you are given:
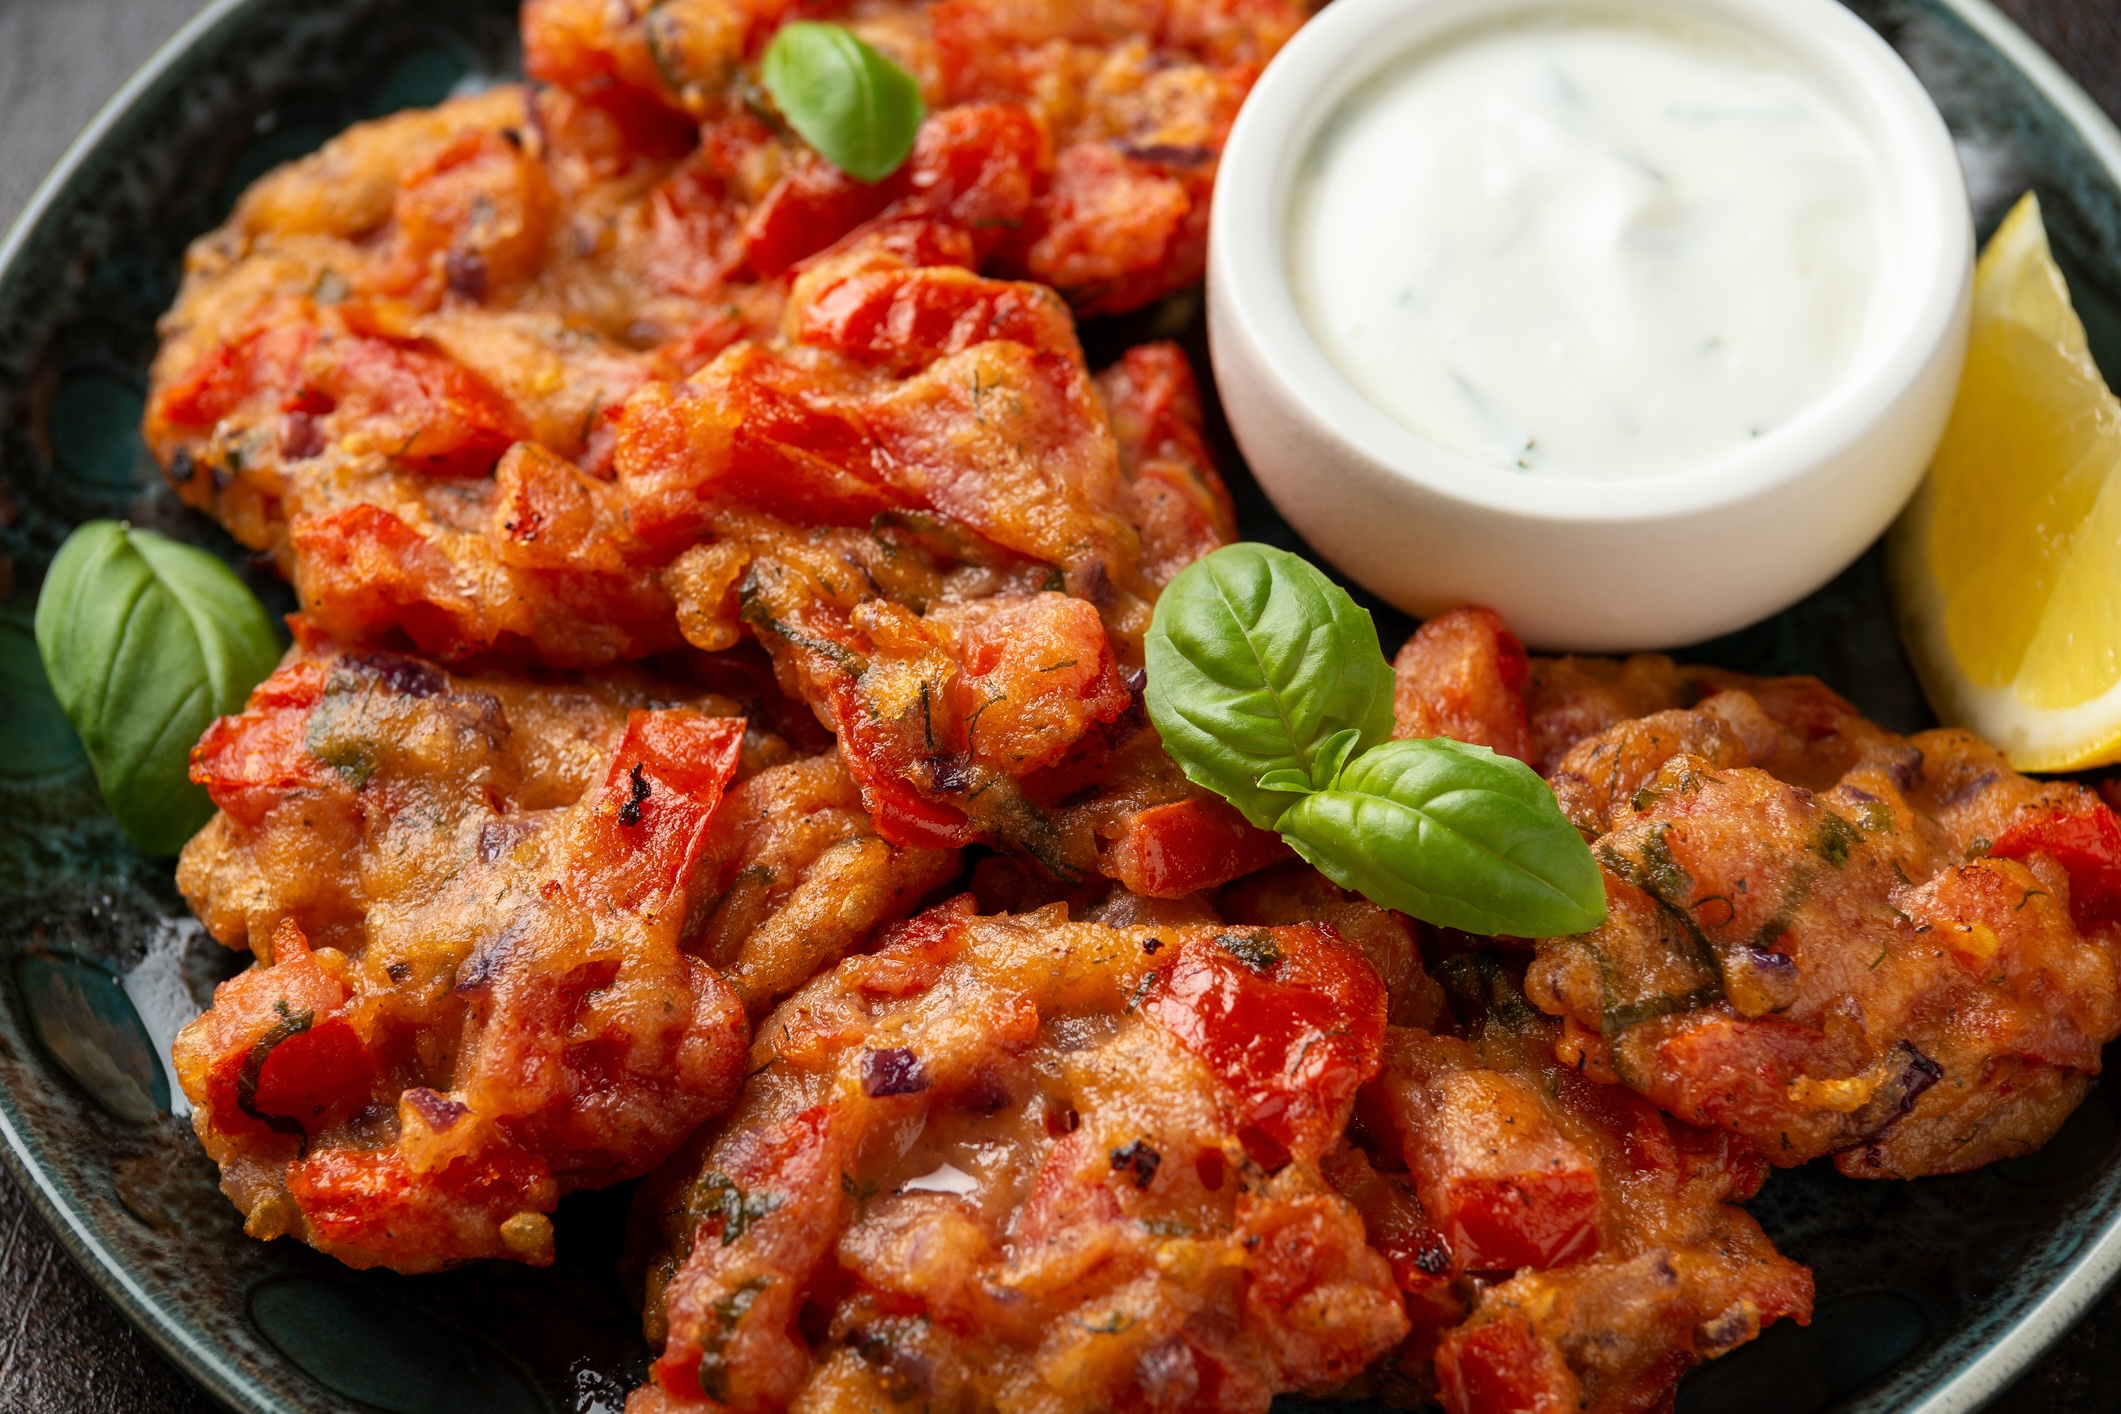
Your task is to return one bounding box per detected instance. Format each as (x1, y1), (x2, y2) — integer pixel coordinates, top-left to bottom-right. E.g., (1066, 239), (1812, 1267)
(1208, 0), (1973, 651)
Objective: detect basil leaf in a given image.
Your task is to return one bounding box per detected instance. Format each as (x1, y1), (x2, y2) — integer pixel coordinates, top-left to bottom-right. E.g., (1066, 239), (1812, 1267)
(34, 521), (282, 854)
(1308, 727), (1363, 791)
(1278, 737), (1607, 938)
(1145, 543), (1394, 830)
(761, 22), (925, 184)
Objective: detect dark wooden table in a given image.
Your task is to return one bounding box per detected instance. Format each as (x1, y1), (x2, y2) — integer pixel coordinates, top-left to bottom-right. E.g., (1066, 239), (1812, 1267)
(4, 0), (2121, 1410)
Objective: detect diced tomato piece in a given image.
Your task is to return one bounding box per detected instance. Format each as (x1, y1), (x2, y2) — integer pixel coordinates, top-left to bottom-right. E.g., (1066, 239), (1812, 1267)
(154, 318), (526, 481)
(289, 1141), (557, 1267)
(741, 154), (892, 278)
(492, 441), (638, 572)
(571, 709), (748, 915)
(719, 370), (909, 524)
(313, 336), (529, 477)
(1429, 1164), (1601, 1274)
(190, 658), (329, 828)
(154, 318), (316, 429)
(1016, 141), (1191, 312)
(1993, 802), (2121, 931)
(1099, 796), (1292, 897)
(1406, 1067), (1602, 1273)
(1098, 342), (1237, 581)
(249, 1018), (373, 1126)
(951, 593), (1133, 775)
(392, 130), (556, 290)
(1321, 1146), (1465, 1330)
(188, 920), (362, 1142)
(907, 104), (1046, 245)
(822, 674), (979, 850)
(616, 356), (918, 550)
(1638, 1010), (1848, 1148)
(1392, 607), (1532, 763)
(287, 504), (471, 657)
(1102, 342), (1211, 475)
(1436, 1311), (1578, 1414)
(1144, 927), (1386, 1160)
(792, 262), (1077, 371)
(741, 102), (1046, 278)
(857, 778), (979, 851)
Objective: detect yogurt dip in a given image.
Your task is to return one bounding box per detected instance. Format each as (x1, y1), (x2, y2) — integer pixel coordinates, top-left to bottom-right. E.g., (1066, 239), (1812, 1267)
(1287, 13), (1893, 480)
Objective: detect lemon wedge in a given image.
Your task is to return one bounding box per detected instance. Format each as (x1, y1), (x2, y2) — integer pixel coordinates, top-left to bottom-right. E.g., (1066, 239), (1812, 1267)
(1889, 192), (2121, 771)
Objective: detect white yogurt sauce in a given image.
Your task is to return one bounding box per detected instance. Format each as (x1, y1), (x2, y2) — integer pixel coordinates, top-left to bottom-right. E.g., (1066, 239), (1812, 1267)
(1288, 15), (1891, 479)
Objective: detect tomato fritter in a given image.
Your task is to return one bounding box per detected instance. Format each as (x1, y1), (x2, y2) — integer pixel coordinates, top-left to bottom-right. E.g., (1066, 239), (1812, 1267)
(626, 896), (1409, 1414)
(1335, 955), (1811, 1414)
(173, 639), (952, 1271)
(145, 114), (1105, 662)
(1394, 608), (2121, 1178)
(1393, 606), (1890, 788)
(593, 322), (1243, 871)
(521, 0), (1302, 313)
(145, 97), (1244, 868)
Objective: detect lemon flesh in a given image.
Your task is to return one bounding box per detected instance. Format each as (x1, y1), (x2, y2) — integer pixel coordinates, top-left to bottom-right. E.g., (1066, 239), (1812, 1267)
(1889, 193), (2121, 771)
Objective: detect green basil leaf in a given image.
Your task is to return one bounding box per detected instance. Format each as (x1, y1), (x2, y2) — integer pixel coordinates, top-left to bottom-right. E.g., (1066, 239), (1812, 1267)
(760, 22), (925, 184)
(1308, 726), (1363, 791)
(1278, 737), (1607, 938)
(34, 521), (282, 855)
(1144, 543), (1394, 830)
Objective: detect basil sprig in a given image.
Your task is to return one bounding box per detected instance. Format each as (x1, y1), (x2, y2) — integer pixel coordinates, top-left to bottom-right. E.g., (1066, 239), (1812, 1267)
(1145, 542), (1394, 830)
(1146, 544), (1606, 938)
(761, 22), (925, 184)
(35, 521), (281, 854)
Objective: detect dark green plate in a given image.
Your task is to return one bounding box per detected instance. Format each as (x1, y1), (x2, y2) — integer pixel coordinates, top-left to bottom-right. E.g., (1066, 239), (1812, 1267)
(3, 2), (2120, 1411)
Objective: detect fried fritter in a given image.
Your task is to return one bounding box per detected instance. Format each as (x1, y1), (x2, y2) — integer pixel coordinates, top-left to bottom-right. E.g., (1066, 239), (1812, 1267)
(521, 0), (1303, 314)
(626, 896), (1409, 1414)
(1336, 955), (1811, 1414)
(173, 638), (952, 1271)
(1393, 608), (2121, 1177)
(145, 91), (1247, 871)
(1539, 733), (2121, 1176)
(1393, 606), (1890, 788)
(660, 343), (1246, 873)
(142, 109), (1127, 669)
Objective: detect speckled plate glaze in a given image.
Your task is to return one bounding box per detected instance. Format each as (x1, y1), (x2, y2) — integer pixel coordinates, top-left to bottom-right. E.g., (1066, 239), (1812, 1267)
(1, 2), (2118, 1412)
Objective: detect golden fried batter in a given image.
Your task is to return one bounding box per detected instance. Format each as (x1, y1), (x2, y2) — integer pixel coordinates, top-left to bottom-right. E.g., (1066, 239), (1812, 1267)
(1338, 955), (1811, 1414)
(627, 896), (1408, 1414)
(521, 0), (1302, 313)
(144, 89), (1246, 870)
(174, 639), (948, 1271)
(1394, 608), (2121, 1178)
